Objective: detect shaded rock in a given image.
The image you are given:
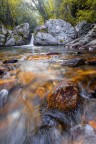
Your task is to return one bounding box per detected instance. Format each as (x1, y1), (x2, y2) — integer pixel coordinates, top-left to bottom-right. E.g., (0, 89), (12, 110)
(34, 19), (77, 45)
(13, 23), (29, 39)
(62, 58), (85, 67)
(0, 23), (8, 46)
(0, 89), (9, 107)
(46, 52), (60, 56)
(86, 59), (96, 65)
(65, 24), (96, 50)
(47, 81), (81, 111)
(3, 59), (18, 64)
(5, 37), (16, 46)
(75, 21), (93, 37)
(0, 67), (6, 75)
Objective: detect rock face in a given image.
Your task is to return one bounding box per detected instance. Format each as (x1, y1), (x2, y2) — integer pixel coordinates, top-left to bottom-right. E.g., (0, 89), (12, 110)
(0, 23), (30, 47)
(65, 24), (96, 50)
(34, 19), (77, 45)
(0, 22), (8, 46)
(48, 81), (81, 111)
(75, 21), (93, 37)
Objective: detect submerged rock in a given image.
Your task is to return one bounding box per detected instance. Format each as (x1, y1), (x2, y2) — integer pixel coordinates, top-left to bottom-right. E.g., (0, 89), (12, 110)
(0, 89), (8, 107)
(47, 81), (81, 111)
(62, 58), (85, 67)
(3, 59), (18, 64)
(86, 58), (96, 65)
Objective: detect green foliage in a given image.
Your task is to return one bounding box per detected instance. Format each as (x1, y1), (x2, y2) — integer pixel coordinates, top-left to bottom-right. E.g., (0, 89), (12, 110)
(0, 0), (96, 30)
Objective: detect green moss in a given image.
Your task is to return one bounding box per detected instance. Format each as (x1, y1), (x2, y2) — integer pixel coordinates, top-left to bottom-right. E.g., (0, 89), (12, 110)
(14, 35), (20, 41)
(59, 39), (64, 43)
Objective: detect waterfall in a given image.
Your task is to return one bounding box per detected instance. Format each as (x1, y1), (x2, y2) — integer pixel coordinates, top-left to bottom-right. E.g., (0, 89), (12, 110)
(29, 33), (34, 46)
(29, 33), (35, 54)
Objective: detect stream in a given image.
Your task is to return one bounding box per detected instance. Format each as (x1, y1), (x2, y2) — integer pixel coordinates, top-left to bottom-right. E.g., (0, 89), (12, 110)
(0, 45), (96, 144)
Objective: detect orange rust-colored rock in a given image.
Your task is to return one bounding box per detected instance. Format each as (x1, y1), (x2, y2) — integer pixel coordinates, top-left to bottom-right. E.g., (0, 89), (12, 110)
(89, 120), (96, 129)
(47, 81), (81, 111)
(27, 54), (51, 60)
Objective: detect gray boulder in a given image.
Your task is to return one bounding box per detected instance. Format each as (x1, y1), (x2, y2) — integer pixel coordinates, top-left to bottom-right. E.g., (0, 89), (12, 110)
(0, 22), (30, 47)
(34, 32), (57, 45)
(34, 19), (77, 45)
(5, 37), (16, 46)
(13, 23), (29, 38)
(75, 21), (93, 37)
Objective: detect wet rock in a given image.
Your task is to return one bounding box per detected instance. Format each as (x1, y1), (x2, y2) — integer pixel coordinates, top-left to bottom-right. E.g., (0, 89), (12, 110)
(0, 67), (6, 75)
(89, 46), (96, 51)
(46, 52), (60, 56)
(0, 78), (16, 90)
(47, 81), (81, 111)
(0, 89), (8, 107)
(3, 59), (18, 64)
(86, 59), (96, 65)
(62, 58), (85, 67)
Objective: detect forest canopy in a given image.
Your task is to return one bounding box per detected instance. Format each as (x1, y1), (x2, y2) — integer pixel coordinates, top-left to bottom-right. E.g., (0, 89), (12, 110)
(0, 0), (96, 31)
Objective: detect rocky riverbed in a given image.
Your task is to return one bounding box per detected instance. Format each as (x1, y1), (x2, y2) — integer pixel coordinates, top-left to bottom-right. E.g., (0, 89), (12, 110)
(0, 46), (96, 144)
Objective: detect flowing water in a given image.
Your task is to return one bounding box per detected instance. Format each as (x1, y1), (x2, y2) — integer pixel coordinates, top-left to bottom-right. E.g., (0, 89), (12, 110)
(0, 45), (96, 144)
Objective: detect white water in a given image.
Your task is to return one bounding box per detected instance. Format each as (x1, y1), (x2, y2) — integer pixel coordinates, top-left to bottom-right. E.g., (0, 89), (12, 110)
(29, 33), (35, 54)
(29, 33), (34, 46)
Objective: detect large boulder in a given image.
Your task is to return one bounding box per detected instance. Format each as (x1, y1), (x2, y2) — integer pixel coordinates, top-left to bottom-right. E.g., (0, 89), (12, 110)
(34, 19), (77, 45)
